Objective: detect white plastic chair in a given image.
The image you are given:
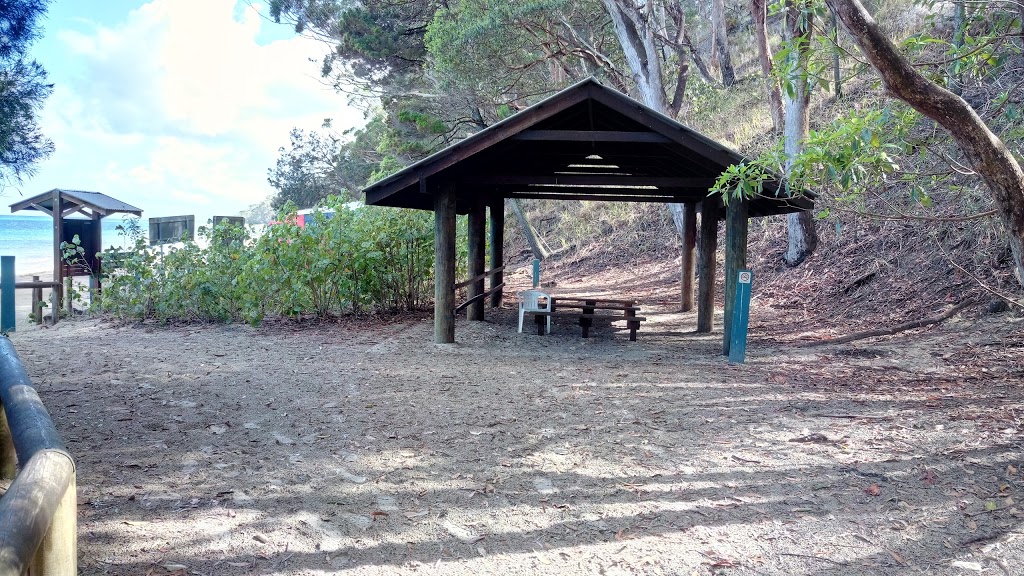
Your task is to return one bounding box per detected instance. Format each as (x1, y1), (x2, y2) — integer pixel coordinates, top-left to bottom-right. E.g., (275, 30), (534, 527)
(518, 290), (551, 334)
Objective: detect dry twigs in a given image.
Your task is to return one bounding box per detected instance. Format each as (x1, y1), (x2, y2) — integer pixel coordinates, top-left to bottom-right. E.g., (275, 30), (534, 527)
(804, 299), (977, 346)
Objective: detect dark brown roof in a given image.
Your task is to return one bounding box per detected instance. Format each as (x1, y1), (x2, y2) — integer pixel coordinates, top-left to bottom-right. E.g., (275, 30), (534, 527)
(10, 189), (143, 217)
(362, 78), (812, 218)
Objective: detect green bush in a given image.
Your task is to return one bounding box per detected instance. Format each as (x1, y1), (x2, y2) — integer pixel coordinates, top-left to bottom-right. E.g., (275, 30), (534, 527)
(97, 200), (441, 325)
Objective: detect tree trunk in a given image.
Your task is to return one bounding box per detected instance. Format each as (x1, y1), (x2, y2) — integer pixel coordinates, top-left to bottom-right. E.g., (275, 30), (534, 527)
(602, 0), (700, 305)
(831, 12), (843, 98)
(782, 0), (819, 266)
(603, 0), (691, 243)
(827, 0), (1024, 286)
(711, 0), (737, 86)
(509, 198), (551, 260)
(752, 0), (784, 131)
(602, 0), (669, 111)
(1019, 3), (1024, 43)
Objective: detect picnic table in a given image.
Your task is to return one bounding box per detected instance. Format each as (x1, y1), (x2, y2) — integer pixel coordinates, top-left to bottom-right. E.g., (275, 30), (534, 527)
(528, 295), (646, 340)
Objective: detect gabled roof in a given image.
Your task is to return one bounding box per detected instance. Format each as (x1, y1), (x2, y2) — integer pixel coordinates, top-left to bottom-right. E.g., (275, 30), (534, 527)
(10, 189), (143, 217)
(362, 77), (812, 218)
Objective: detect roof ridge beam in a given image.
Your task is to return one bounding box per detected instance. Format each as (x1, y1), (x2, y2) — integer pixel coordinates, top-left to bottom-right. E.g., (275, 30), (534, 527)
(462, 175), (717, 188)
(512, 130), (673, 143)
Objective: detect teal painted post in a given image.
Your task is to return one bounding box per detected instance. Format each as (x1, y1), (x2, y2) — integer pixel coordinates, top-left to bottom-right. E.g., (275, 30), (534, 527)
(1, 256), (14, 333)
(532, 258), (540, 288)
(728, 269), (753, 364)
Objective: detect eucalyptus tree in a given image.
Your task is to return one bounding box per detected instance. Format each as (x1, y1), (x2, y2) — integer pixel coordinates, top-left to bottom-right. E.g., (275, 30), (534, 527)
(826, 0), (1024, 287)
(779, 0), (820, 266)
(711, 0), (737, 86)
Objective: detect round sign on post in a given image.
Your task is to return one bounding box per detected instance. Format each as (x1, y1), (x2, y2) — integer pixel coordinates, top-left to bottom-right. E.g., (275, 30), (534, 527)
(738, 271), (752, 284)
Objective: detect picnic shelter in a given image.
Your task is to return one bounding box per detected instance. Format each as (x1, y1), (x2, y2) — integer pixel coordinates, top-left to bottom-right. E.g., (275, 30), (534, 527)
(362, 78), (813, 352)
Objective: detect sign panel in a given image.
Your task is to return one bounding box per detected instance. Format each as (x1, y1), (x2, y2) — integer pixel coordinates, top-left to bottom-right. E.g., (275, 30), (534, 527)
(728, 268), (753, 364)
(149, 215), (195, 246)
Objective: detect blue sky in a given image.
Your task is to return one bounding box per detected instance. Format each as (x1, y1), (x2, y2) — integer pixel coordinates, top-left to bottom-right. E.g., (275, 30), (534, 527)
(10, 0), (363, 223)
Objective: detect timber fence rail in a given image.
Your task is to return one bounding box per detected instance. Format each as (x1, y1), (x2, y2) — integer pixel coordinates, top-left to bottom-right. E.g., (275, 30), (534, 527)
(1, 256), (62, 331)
(453, 265), (505, 314)
(0, 336), (77, 575)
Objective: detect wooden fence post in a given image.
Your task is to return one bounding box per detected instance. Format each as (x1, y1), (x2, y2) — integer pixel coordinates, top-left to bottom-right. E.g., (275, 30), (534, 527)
(63, 277), (73, 316)
(29, 470), (77, 576)
(1, 256), (13, 333)
(32, 276), (42, 325)
(49, 288), (58, 326)
(0, 409), (16, 479)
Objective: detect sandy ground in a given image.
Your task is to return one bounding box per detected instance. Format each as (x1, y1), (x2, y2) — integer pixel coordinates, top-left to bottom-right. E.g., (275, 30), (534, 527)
(5, 272), (94, 331)
(4, 264), (1024, 576)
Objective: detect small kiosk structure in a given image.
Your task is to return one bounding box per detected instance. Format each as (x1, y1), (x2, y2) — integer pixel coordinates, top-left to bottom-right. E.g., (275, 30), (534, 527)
(10, 189), (143, 298)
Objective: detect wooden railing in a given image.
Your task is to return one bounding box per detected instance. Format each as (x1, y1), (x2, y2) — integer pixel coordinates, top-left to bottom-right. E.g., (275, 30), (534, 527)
(0, 337), (77, 575)
(1, 256), (62, 330)
(453, 265), (505, 314)
(14, 279), (61, 327)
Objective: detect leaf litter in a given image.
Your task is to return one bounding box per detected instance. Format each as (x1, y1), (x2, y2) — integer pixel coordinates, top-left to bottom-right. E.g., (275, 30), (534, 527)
(8, 262), (1024, 575)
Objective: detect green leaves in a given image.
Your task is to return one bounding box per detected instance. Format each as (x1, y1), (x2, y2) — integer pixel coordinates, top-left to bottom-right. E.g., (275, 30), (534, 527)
(85, 199), (436, 325)
(711, 103), (929, 215)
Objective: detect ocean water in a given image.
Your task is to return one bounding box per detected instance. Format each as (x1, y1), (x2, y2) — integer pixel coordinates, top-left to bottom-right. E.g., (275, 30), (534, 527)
(0, 214), (141, 277)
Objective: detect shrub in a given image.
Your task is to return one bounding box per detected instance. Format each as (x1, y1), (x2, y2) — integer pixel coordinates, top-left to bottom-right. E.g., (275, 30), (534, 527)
(97, 200), (441, 325)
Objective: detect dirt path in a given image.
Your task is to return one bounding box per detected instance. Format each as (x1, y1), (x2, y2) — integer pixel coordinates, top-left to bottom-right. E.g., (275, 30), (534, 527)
(5, 267), (1024, 575)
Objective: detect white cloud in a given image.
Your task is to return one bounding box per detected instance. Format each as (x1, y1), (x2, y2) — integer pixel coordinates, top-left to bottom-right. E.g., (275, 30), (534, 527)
(24, 0), (362, 220)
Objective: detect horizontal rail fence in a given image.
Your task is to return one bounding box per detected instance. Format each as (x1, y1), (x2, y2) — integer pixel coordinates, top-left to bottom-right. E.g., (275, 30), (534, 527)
(453, 265), (505, 314)
(0, 337), (77, 575)
(0, 256), (62, 331)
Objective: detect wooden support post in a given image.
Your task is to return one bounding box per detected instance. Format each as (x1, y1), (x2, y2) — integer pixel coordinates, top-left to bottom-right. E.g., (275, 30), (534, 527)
(489, 198), (505, 308)
(696, 198), (719, 333)
(0, 409), (16, 479)
(91, 211), (103, 297)
(27, 457), (77, 576)
(32, 276), (42, 325)
(49, 288), (58, 326)
(467, 200), (486, 321)
(723, 198), (749, 355)
(32, 473), (77, 576)
(52, 189), (63, 307)
(681, 202), (697, 312)
(434, 183), (456, 344)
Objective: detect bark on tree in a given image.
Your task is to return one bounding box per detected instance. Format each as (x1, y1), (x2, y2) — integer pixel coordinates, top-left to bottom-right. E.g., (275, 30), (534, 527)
(509, 198), (552, 260)
(782, 0), (819, 266)
(601, 0), (703, 309)
(711, 0), (737, 86)
(752, 0), (784, 131)
(827, 0), (1024, 287)
(831, 12), (843, 98)
(602, 0), (669, 111)
(602, 0), (690, 241)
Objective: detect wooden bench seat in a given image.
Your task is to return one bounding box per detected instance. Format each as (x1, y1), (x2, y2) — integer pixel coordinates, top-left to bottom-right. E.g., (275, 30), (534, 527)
(526, 309), (646, 340)
(551, 303), (641, 312)
(552, 297), (636, 306)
